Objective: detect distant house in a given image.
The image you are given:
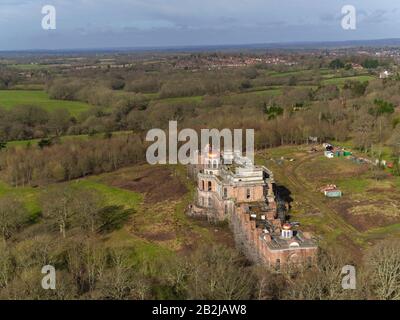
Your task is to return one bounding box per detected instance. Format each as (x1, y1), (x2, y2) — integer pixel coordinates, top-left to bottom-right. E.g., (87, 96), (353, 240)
(351, 63), (364, 70)
(320, 185), (342, 198)
(380, 70), (392, 79)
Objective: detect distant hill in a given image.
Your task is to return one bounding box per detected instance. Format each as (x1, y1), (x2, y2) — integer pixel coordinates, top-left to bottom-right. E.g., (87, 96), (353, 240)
(3, 38), (400, 55)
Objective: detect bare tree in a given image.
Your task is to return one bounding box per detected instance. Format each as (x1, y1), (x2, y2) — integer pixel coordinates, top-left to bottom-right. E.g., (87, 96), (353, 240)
(283, 249), (362, 300)
(40, 186), (75, 238)
(0, 196), (27, 242)
(186, 244), (254, 300)
(0, 243), (14, 288)
(365, 239), (400, 300)
(97, 249), (136, 300)
(73, 189), (102, 233)
(65, 238), (107, 295)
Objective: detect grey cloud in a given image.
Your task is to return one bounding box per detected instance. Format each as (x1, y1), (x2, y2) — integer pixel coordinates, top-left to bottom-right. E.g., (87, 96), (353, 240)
(1, 0), (400, 50)
(359, 9), (390, 24)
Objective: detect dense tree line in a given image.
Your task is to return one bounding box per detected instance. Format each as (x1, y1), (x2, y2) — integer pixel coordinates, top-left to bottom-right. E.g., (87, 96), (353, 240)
(2, 76), (400, 180)
(0, 106), (74, 141)
(0, 134), (145, 186)
(1, 56), (397, 151)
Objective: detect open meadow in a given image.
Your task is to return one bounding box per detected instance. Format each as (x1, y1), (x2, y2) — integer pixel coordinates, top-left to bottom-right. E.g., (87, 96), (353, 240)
(0, 90), (92, 116)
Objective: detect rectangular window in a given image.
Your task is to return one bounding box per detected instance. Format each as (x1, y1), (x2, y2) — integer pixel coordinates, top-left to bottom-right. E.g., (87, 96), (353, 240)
(223, 188), (227, 198)
(246, 189), (251, 199)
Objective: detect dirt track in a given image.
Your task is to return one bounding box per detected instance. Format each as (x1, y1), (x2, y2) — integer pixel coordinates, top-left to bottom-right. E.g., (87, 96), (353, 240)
(261, 151), (363, 253)
(265, 150), (400, 252)
(286, 153), (361, 237)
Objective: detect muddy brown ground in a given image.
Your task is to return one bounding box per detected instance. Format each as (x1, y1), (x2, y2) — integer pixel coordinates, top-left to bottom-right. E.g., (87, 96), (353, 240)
(104, 165), (236, 253)
(109, 166), (188, 203)
(332, 199), (400, 232)
(178, 219), (236, 255)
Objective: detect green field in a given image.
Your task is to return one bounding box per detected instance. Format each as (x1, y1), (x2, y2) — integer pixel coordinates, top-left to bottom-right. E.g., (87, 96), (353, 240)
(6, 130), (134, 148)
(158, 95), (204, 104)
(8, 64), (50, 70)
(0, 90), (92, 116)
(11, 84), (45, 91)
(267, 69), (311, 77)
(223, 87), (282, 104)
(322, 75), (375, 85)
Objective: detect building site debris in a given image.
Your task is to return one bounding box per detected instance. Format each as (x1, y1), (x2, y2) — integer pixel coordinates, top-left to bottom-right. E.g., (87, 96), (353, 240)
(320, 184), (342, 198)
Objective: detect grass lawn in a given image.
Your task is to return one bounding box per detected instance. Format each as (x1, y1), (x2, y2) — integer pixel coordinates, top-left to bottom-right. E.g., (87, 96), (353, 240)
(268, 69), (311, 77)
(0, 90), (92, 116)
(335, 178), (370, 194)
(223, 88), (282, 104)
(6, 136), (88, 148)
(248, 88), (282, 97)
(156, 95), (204, 104)
(0, 182), (41, 221)
(331, 140), (397, 162)
(142, 92), (160, 99)
(8, 64), (50, 71)
(11, 84), (45, 91)
(322, 75), (375, 85)
(6, 130), (134, 148)
(73, 178), (143, 210)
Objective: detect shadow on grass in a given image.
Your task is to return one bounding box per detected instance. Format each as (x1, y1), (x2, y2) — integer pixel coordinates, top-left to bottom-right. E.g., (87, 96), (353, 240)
(275, 184), (293, 204)
(99, 205), (135, 233)
(274, 184), (293, 220)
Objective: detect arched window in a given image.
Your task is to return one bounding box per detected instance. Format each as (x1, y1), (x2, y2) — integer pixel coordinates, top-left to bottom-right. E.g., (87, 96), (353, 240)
(208, 181), (212, 191)
(201, 180), (205, 190)
(307, 256), (312, 268)
(275, 259), (281, 271)
(246, 188), (251, 199)
(289, 254), (299, 264)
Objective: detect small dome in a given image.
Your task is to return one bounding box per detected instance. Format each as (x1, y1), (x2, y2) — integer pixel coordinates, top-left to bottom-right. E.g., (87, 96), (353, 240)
(208, 152), (219, 158)
(283, 223), (292, 230)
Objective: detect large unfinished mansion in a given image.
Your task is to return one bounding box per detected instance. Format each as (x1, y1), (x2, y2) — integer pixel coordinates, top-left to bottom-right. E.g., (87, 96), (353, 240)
(188, 147), (317, 268)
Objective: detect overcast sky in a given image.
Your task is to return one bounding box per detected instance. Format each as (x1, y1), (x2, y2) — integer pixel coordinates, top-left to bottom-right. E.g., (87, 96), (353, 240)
(1, 0), (400, 50)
